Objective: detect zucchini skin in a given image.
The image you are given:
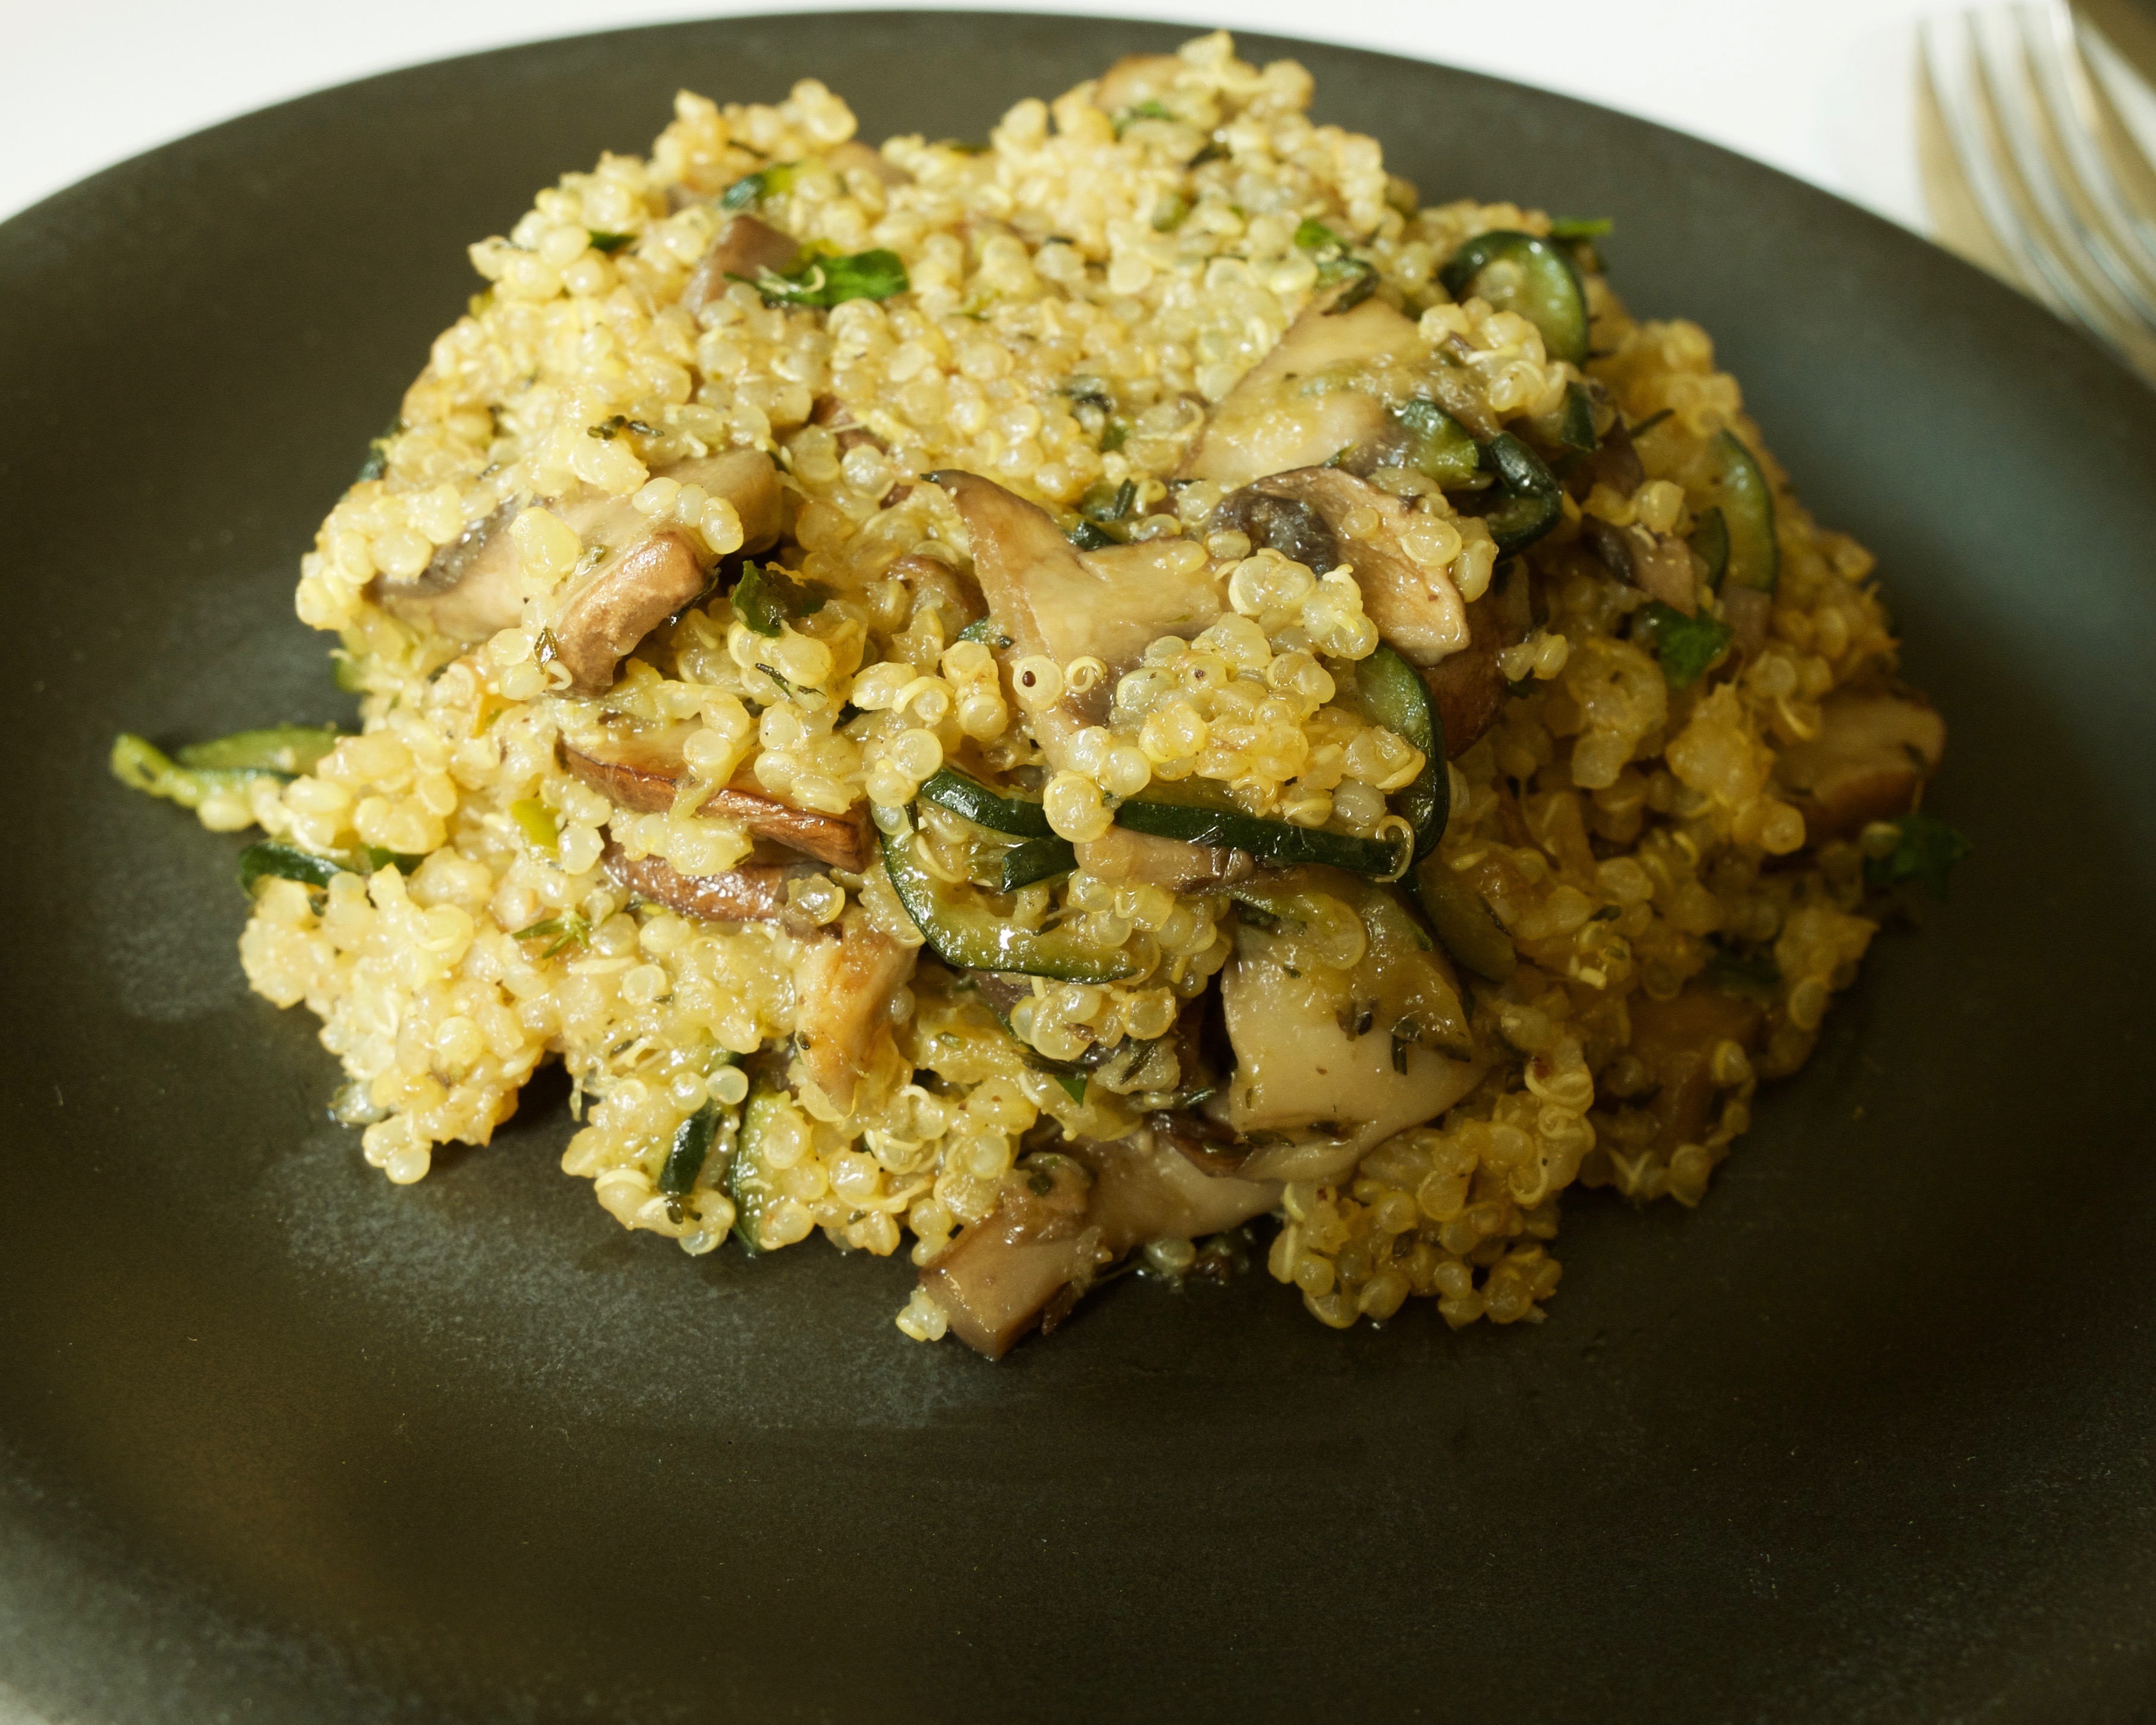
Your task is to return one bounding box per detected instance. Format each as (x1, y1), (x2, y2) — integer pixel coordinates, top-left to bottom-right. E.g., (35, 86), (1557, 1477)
(1353, 644), (1450, 860)
(1704, 430), (1779, 592)
(882, 829), (1140, 981)
(1412, 853), (1518, 983)
(1113, 795), (1401, 875)
(727, 1084), (785, 1254)
(1475, 433), (1563, 556)
(917, 767), (1054, 838)
(659, 1099), (720, 1197)
(1438, 229), (1590, 366)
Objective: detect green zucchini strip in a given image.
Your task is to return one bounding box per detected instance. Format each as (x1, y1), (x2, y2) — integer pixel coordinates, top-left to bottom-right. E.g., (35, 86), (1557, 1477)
(1353, 644), (1450, 860)
(1438, 229), (1591, 366)
(882, 830), (1140, 981)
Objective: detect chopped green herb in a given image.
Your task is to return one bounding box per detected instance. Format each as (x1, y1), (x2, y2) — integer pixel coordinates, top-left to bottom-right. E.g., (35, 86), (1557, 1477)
(1294, 217), (1346, 251)
(587, 415), (656, 441)
(1112, 100), (1174, 136)
(1635, 600), (1733, 690)
(1187, 139), (1229, 168)
(355, 417), (401, 483)
(1626, 407), (1674, 438)
(1549, 216), (1613, 240)
(509, 798), (559, 852)
(237, 842), (418, 895)
(1864, 810), (1974, 901)
(1060, 374), (1114, 412)
(659, 1100), (722, 1196)
(1053, 1072), (1089, 1104)
(1065, 518), (1118, 551)
(956, 617), (1013, 649)
(587, 230), (634, 253)
(1071, 479), (1137, 544)
(1705, 946), (1780, 1002)
(1295, 216), (1380, 299)
(511, 913), (592, 959)
(719, 163), (796, 210)
(1098, 419), (1129, 453)
(731, 561), (832, 636)
(1327, 268), (1379, 313)
(740, 247), (909, 310)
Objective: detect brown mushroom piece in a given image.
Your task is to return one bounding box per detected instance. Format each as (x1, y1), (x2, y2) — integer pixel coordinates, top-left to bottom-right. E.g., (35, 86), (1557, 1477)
(1619, 987), (1765, 1153)
(790, 908), (917, 1109)
(1774, 691), (1947, 840)
(1229, 467), (1469, 664)
(825, 139), (912, 188)
(1580, 516), (1697, 613)
(681, 213), (803, 313)
(601, 841), (812, 927)
(1204, 917), (1485, 1185)
(921, 1133), (1282, 1358)
(1421, 559), (1532, 760)
(561, 725), (872, 871)
(372, 449), (783, 649)
(1179, 289), (1424, 490)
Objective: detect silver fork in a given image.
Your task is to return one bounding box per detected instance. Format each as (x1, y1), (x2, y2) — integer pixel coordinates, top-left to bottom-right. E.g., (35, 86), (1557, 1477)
(1919, 0), (2156, 381)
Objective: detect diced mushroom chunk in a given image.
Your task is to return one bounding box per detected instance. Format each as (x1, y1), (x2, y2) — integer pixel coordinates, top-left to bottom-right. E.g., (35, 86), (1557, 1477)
(373, 500), (527, 640)
(561, 730), (871, 870)
(682, 214), (802, 311)
(1776, 692), (1947, 839)
(1420, 558), (1532, 758)
(791, 909), (917, 1108)
(552, 530), (709, 695)
(1623, 987), (1765, 1151)
(1181, 291), (1422, 489)
(921, 1154), (1099, 1359)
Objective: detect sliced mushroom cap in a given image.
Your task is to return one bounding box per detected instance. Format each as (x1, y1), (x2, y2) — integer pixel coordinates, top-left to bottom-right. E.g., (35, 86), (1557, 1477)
(791, 908), (917, 1109)
(601, 841), (810, 926)
(1235, 467), (1471, 666)
(1206, 922), (1485, 1181)
(1421, 557), (1532, 758)
(552, 530), (707, 695)
(1581, 516), (1697, 614)
(1074, 826), (1252, 890)
(1776, 691), (1947, 839)
(921, 1132), (1281, 1358)
(682, 213), (802, 313)
(373, 449), (782, 649)
(561, 727), (873, 871)
(929, 470), (1225, 743)
(825, 139), (912, 188)
(1180, 289), (1423, 490)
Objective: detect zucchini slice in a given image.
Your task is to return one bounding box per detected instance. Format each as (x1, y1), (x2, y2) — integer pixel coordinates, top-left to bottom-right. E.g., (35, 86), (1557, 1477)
(1699, 430), (1777, 592)
(727, 1084), (786, 1254)
(1474, 433), (1563, 556)
(1352, 643), (1449, 859)
(1113, 788), (1403, 876)
(1688, 504), (1730, 589)
(1438, 230), (1591, 366)
(1412, 854), (1517, 983)
(998, 835), (1078, 892)
(917, 767), (1054, 838)
(882, 829), (1140, 981)
(1388, 398), (1481, 487)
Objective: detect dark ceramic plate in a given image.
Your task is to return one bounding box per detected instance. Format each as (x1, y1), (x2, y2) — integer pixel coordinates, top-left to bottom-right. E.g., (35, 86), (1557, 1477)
(4, 12), (2154, 1721)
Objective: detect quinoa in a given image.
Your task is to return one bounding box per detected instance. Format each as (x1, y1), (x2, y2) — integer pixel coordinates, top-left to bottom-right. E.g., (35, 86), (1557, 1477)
(121, 32), (1960, 1352)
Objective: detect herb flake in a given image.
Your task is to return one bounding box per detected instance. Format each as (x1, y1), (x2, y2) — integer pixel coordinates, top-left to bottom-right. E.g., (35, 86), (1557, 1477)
(1865, 810), (1974, 900)
(740, 247), (909, 310)
(1635, 600), (1734, 690)
(732, 561), (831, 636)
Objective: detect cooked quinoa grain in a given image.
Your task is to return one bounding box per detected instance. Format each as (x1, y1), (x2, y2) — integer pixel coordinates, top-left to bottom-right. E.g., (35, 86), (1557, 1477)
(118, 33), (1963, 1357)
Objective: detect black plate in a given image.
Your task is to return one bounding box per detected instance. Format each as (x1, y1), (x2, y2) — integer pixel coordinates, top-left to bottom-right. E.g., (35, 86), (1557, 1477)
(5, 13), (2155, 1721)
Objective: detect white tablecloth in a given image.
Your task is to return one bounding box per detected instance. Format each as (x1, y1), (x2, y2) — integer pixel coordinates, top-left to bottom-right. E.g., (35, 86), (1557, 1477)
(0, 0), (1946, 229)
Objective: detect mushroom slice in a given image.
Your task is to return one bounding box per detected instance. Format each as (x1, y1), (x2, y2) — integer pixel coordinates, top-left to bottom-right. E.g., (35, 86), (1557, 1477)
(373, 449), (782, 647)
(1421, 558), (1532, 759)
(1581, 516), (1697, 613)
(601, 841), (808, 926)
(682, 213), (802, 313)
(1207, 923), (1485, 1179)
(373, 500), (526, 641)
(1074, 826), (1252, 890)
(1624, 987), (1765, 1152)
(929, 470), (1225, 742)
(1236, 467), (1470, 666)
(921, 1134), (1280, 1358)
(552, 530), (709, 695)
(561, 728), (872, 871)
(1181, 290), (1424, 490)
(1776, 691), (1947, 839)
(791, 908), (917, 1109)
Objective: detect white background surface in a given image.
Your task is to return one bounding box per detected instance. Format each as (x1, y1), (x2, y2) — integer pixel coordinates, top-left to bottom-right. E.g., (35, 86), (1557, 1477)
(0, 0), (1947, 230)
